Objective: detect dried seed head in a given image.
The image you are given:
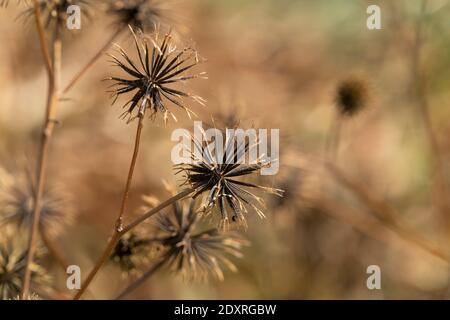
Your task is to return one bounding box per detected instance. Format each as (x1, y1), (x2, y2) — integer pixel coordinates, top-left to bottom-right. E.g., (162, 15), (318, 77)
(109, 0), (168, 33)
(0, 170), (74, 238)
(176, 128), (284, 229)
(335, 78), (369, 117)
(107, 27), (206, 123)
(24, 0), (92, 29)
(110, 232), (153, 273)
(0, 234), (49, 299)
(155, 198), (248, 281)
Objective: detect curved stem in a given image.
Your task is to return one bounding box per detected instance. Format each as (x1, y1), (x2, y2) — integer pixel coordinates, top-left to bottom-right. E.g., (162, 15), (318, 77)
(21, 23), (62, 299)
(63, 27), (126, 94)
(114, 259), (165, 300)
(31, 0), (52, 77)
(72, 188), (194, 299)
(115, 115), (144, 231)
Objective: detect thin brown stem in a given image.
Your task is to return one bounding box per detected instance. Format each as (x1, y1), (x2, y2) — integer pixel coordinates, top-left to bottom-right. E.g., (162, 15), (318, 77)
(114, 259), (165, 300)
(115, 115), (144, 231)
(73, 188), (194, 300)
(324, 161), (450, 263)
(31, 0), (52, 77)
(122, 188), (194, 234)
(21, 23), (62, 299)
(63, 27), (126, 94)
(410, 0), (449, 233)
(316, 197), (450, 263)
(285, 158), (450, 263)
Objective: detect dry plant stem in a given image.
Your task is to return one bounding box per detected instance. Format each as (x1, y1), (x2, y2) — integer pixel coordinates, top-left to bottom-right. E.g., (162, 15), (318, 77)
(21, 24), (62, 299)
(316, 198), (450, 263)
(324, 162), (450, 263)
(63, 27), (126, 94)
(114, 259), (165, 300)
(73, 188), (194, 300)
(31, 0), (52, 77)
(284, 158), (450, 263)
(325, 113), (342, 161)
(410, 0), (449, 233)
(116, 115), (145, 230)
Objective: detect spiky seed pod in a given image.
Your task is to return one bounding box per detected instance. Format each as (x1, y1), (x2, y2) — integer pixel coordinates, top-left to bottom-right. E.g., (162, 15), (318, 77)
(107, 27), (206, 123)
(110, 232), (153, 273)
(0, 235), (49, 299)
(335, 78), (369, 117)
(155, 199), (248, 281)
(108, 0), (168, 33)
(25, 0), (92, 29)
(176, 129), (284, 229)
(0, 170), (73, 238)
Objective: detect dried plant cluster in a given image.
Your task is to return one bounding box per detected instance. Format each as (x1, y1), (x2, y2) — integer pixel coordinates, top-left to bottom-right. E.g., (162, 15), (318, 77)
(0, 0), (282, 300)
(2, 0), (445, 302)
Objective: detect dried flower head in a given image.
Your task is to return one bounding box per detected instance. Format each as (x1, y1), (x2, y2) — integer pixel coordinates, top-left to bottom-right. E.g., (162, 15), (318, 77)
(335, 78), (369, 117)
(107, 27), (206, 123)
(109, 0), (168, 33)
(0, 235), (49, 299)
(155, 199), (248, 281)
(25, 0), (92, 28)
(176, 129), (284, 229)
(0, 170), (73, 238)
(110, 232), (153, 273)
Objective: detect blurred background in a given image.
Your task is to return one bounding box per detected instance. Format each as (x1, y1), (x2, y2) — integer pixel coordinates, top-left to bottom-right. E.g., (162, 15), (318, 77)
(1, 0), (450, 299)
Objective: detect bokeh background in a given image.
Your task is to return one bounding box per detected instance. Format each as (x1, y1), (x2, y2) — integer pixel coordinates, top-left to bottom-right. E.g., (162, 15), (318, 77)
(1, 0), (450, 299)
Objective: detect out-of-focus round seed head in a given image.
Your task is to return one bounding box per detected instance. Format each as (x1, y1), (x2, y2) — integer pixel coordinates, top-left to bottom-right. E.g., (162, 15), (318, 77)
(109, 0), (168, 33)
(110, 232), (153, 273)
(0, 234), (50, 299)
(335, 78), (369, 117)
(25, 0), (92, 29)
(0, 170), (74, 238)
(107, 27), (206, 124)
(155, 198), (249, 281)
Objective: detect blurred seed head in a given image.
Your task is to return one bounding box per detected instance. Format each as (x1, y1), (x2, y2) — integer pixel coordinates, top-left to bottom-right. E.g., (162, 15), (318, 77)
(154, 198), (248, 281)
(335, 77), (369, 117)
(108, 0), (168, 33)
(0, 234), (49, 299)
(176, 129), (284, 229)
(0, 170), (74, 238)
(24, 0), (92, 29)
(110, 231), (153, 273)
(107, 27), (206, 124)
